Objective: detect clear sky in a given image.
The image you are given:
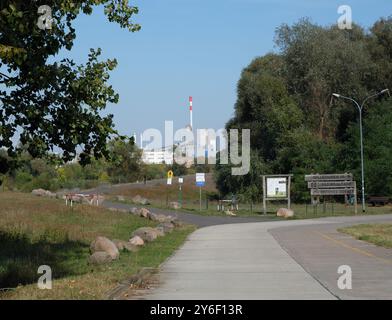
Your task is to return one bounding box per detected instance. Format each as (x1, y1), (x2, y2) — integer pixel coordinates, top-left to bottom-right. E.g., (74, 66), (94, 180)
(69, 0), (392, 141)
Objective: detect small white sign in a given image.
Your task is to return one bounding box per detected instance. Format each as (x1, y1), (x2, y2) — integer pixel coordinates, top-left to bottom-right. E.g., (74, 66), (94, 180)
(196, 173), (205, 187)
(266, 177), (287, 198)
(167, 178), (172, 185)
(178, 177), (184, 184)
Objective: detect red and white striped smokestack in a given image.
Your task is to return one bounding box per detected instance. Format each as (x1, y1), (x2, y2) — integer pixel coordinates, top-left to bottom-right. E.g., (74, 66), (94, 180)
(189, 96), (193, 131)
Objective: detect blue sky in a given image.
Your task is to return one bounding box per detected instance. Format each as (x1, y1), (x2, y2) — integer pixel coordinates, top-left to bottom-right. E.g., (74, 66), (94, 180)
(69, 0), (392, 141)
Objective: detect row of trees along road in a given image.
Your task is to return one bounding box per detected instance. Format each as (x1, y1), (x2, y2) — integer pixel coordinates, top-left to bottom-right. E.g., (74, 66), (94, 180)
(214, 18), (392, 203)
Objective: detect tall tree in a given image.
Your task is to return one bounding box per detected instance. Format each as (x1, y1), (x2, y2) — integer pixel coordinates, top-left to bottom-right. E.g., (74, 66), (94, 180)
(107, 137), (142, 183)
(0, 1), (140, 173)
(275, 19), (375, 140)
(228, 54), (303, 161)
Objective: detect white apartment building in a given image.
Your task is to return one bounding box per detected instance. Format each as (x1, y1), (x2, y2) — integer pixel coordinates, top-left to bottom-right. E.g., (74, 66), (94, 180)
(142, 148), (174, 165)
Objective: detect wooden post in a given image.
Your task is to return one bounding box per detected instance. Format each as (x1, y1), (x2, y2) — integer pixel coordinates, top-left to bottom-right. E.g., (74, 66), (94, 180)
(354, 181), (358, 215)
(262, 175), (267, 215)
(287, 176), (291, 210)
(199, 187), (202, 212)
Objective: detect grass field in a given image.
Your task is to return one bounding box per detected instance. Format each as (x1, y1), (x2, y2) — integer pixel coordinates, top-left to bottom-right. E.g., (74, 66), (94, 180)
(104, 174), (392, 219)
(112, 193), (392, 219)
(0, 192), (195, 300)
(105, 174), (218, 207)
(339, 224), (392, 249)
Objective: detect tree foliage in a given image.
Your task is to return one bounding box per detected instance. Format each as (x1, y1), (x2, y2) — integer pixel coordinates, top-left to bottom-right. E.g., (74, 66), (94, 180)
(215, 17), (392, 200)
(0, 1), (140, 173)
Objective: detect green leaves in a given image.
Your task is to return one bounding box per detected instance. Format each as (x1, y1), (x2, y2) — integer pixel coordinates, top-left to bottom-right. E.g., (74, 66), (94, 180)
(217, 17), (392, 201)
(0, 1), (141, 172)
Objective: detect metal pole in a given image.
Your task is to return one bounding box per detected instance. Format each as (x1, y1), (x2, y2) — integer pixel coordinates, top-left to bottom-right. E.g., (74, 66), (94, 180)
(354, 181), (358, 215)
(179, 184), (182, 207)
(199, 187), (202, 212)
(358, 109), (366, 212)
(333, 90), (390, 213)
(287, 176), (291, 210)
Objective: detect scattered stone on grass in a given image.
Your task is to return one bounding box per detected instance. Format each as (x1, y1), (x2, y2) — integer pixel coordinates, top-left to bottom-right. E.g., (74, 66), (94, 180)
(277, 208), (294, 218)
(129, 235), (145, 246)
(88, 251), (113, 265)
(132, 195), (150, 205)
(90, 236), (119, 260)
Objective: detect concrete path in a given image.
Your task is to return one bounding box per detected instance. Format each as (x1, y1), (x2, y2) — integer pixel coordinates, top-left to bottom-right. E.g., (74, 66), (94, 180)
(134, 214), (392, 300)
(136, 219), (337, 300)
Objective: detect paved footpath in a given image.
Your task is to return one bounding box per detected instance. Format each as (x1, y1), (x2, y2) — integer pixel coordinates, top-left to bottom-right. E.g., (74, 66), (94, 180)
(131, 214), (392, 300)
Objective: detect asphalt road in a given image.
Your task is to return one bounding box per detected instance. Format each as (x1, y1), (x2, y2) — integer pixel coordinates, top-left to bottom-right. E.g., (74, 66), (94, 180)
(270, 214), (392, 299)
(103, 200), (280, 228)
(128, 214), (392, 300)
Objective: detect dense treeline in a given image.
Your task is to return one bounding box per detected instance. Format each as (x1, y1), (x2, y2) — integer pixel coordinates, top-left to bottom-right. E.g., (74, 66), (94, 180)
(1, 138), (159, 191)
(215, 18), (392, 202)
(0, 136), (199, 192)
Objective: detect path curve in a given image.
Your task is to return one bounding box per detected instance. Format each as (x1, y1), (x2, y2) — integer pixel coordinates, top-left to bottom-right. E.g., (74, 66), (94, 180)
(132, 214), (392, 300)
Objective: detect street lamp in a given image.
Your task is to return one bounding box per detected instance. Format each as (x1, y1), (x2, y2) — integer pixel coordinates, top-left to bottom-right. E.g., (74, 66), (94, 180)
(332, 89), (390, 212)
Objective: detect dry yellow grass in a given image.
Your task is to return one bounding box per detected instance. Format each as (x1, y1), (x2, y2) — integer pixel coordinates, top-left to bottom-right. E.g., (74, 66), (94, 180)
(108, 174), (218, 207)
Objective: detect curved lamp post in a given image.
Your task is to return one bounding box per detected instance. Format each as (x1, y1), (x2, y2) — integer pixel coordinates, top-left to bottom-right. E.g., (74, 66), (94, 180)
(332, 89), (390, 212)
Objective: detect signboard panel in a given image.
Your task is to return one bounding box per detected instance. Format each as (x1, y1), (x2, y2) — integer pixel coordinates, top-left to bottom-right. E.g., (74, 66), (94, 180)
(311, 188), (355, 196)
(266, 177), (287, 198)
(308, 181), (356, 189)
(196, 173), (205, 187)
(305, 174), (353, 182)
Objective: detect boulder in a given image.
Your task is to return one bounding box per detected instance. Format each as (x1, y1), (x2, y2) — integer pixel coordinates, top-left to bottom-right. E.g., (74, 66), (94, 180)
(88, 252), (113, 265)
(129, 235), (144, 246)
(154, 227), (165, 237)
(139, 207), (150, 219)
(169, 201), (181, 210)
(112, 239), (126, 250)
(157, 222), (175, 234)
(171, 218), (184, 228)
(132, 195), (150, 205)
(130, 207), (141, 216)
(32, 189), (56, 198)
(131, 227), (160, 242)
(113, 239), (139, 252)
(149, 213), (173, 223)
(116, 195), (125, 202)
(46, 191), (57, 198)
(277, 208), (294, 218)
(32, 188), (47, 197)
(123, 242), (139, 252)
(90, 236), (119, 260)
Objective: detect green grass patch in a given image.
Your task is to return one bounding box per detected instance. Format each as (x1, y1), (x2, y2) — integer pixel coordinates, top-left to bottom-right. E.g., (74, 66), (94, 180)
(338, 223), (392, 249)
(0, 192), (195, 299)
